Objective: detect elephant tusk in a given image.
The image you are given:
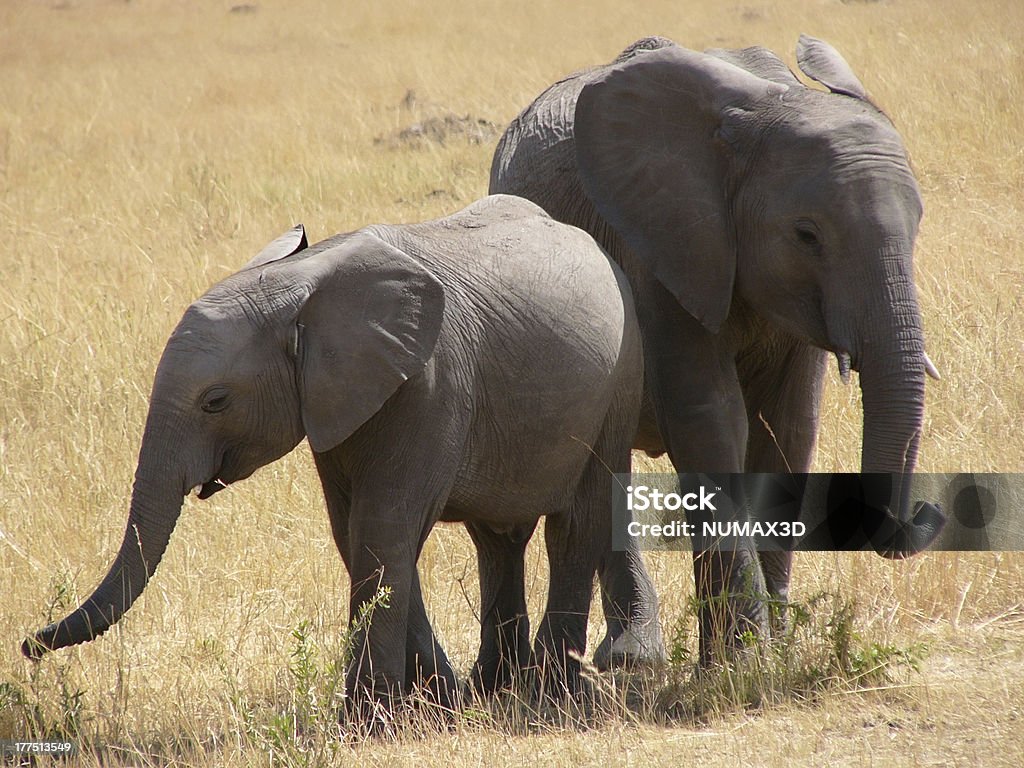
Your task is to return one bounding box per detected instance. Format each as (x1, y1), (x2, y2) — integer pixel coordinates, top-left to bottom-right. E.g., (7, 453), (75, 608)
(836, 352), (852, 385)
(924, 352), (941, 380)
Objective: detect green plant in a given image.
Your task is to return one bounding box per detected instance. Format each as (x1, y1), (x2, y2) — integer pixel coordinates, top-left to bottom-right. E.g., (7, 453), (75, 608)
(656, 590), (928, 722)
(212, 585), (396, 765)
(3, 574), (89, 744)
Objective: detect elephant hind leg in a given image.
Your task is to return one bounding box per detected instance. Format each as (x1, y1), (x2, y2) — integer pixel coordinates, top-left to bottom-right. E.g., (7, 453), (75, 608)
(593, 391), (663, 667)
(465, 520), (537, 696)
(534, 418), (638, 700)
(533, 505), (599, 701)
(594, 542), (665, 670)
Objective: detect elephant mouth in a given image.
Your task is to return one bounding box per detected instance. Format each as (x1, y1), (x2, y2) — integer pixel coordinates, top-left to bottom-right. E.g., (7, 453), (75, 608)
(835, 350), (856, 384)
(196, 479), (228, 499)
(191, 448), (287, 501)
(194, 452), (231, 499)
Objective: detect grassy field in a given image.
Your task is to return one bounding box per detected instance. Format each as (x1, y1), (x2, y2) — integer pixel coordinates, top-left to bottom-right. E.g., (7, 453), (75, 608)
(1, 0), (1022, 765)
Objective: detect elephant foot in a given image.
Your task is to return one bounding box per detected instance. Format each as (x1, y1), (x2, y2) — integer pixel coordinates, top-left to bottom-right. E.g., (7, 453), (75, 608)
(342, 678), (461, 737)
(531, 656), (593, 710)
(767, 598), (791, 639)
(873, 501), (947, 558)
(342, 690), (399, 739)
(691, 545), (772, 666)
(593, 621), (666, 671)
(466, 620), (534, 698)
(409, 670), (460, 720)
(344, 669), (429, 738)
(529, 633), (596, 710)
(403, 643), (460, 722)
(695, 593), (772, 667)
(466, 652), (531, 698)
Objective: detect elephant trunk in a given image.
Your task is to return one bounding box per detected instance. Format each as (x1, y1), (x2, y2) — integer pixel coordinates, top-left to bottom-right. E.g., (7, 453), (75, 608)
(855, 255), (945, 557)
(858, 338), (924, 477)
(23, 422), (187, 659)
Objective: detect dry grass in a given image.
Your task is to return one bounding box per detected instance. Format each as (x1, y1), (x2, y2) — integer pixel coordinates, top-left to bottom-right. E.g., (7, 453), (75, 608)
(1, 0), (1022, 765)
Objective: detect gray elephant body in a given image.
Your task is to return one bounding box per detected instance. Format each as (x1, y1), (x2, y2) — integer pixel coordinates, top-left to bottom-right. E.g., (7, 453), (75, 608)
(491, 36), (943, 661)
(25, 194), (648, 715)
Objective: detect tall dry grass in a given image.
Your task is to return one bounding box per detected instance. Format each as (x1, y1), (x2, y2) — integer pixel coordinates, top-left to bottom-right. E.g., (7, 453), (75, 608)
(1, 0), (1022, 765)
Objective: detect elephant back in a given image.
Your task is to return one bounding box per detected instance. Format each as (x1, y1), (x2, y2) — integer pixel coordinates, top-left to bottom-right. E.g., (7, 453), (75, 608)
(489, 47), (661, 276)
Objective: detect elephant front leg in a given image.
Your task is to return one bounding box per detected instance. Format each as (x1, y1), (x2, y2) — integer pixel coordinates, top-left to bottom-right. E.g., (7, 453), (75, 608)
(344, 476), (456, 729)
(344, 531), (415, 728)
(315, 460), (404, 721)
(465, 521), (536, 695)
(316, 453), (457, 715)
(740, 341), (827, 635)
(637, 291), (768, 664)
(405, 567), (458, 712)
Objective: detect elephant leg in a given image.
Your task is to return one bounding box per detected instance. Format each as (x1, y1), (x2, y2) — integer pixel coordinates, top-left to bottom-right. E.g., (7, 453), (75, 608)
(635, 281), (768, 664)
(314, 449), (456, 725)
(343, 529), (413, 723)
(464, 520), (536, 695)
(740, 340), (827, 635)
(405, 566), (458, 710)
(593, 540), (664, 670)
(534, 420), (632, 698)
(316, 453), (457, 708)
(755, 550), (793, 637)
(534, 511), (599, 699)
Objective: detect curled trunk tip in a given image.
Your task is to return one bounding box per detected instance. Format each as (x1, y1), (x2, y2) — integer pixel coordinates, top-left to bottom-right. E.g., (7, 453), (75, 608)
(23, 602), (119, 659)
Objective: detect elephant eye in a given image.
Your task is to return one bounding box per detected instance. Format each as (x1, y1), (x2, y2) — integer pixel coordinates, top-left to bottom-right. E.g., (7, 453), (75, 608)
(795, 224), (821, 248)
(200, 387), (231, 414)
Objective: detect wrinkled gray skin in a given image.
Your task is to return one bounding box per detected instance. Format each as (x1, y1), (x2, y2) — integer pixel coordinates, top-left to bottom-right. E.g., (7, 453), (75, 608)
(23, 195), (653, 718)
(491, 36), (944, 663)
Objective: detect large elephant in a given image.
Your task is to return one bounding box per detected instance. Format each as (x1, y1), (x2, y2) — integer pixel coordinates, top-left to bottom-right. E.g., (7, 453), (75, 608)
(22, 195), (656, 718)
(490, 36), (944, 663)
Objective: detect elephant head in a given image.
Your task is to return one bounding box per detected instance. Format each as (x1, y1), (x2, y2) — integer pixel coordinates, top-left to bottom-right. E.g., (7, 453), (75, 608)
(24, 227), (445, 658)
(574, 36), (942, 554)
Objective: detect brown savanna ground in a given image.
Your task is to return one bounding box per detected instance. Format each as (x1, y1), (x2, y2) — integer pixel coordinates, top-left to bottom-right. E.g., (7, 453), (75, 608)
(1, 0), (1022, 765)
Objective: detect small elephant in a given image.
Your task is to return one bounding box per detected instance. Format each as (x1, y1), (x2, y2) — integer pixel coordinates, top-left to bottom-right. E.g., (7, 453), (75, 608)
(491, 36), (944, 662)
(22, 194), (656, 718)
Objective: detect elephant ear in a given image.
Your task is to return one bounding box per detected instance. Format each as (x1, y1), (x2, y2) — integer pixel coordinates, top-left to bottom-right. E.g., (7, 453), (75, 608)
(706, 45), (802, 87)
(575, 45), (786, 333)
(795, 35), (869, 101)
(243, 224), (309, 270)
(294, 232), (445, 453)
